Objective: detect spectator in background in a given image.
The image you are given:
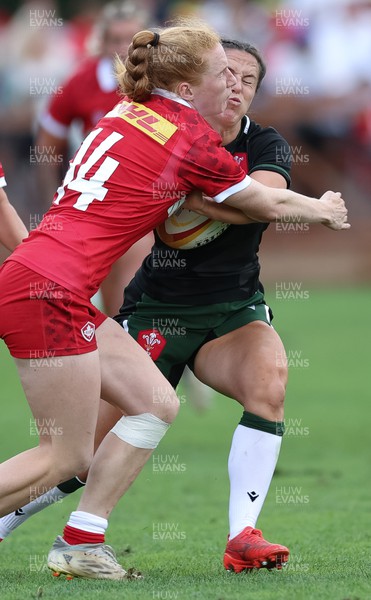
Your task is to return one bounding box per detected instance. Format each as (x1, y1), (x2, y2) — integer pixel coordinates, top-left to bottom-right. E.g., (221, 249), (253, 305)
(0, 1), (77, 226)
(254, 0), (371, 202)
(0, 1), (76, 134)
(36, 0), (154, 316)
(37, 0), (151, 180)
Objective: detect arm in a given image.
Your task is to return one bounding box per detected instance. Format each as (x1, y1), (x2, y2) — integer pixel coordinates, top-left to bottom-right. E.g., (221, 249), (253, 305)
(0, 187), (28, 251)
(35, 126), (68, 211)
(183, 189), (254, 224)
(223, 179), (350, 230)
(184, 131), (348, 229)
(35, 74), (77, 210)
(183, 171), (289, 224)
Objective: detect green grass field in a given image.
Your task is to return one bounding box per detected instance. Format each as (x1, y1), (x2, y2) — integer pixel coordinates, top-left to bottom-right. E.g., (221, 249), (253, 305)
(1, 287), (370, 600)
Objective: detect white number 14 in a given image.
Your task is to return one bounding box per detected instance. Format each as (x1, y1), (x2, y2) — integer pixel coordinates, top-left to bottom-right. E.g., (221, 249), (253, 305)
(54, 128), (123, 211)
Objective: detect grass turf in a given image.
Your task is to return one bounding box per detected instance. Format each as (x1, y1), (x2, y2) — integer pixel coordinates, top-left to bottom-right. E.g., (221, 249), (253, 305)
(0, 286), (370, 600)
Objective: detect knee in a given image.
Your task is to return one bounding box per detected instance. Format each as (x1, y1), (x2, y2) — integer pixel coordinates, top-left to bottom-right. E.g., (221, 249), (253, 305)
(71, 451), (94, 477)
(111, 411), (175, 449)
(53, 448), (94, 484)
(241, 364), (288, 421)
(264, 375), (287, 416)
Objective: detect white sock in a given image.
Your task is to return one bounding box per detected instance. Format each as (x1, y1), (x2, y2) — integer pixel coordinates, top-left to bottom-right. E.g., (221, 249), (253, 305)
(0, 487), (70, 539)
(228, 424), (282, 539)
(67, 510), (108, 535)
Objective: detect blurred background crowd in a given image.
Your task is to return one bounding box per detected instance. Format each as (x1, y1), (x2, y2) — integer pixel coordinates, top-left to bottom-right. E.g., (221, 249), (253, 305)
(0, 0), (370, 283)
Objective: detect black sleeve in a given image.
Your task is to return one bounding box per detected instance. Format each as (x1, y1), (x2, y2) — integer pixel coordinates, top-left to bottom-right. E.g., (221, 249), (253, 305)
(247, 122), (292, 188)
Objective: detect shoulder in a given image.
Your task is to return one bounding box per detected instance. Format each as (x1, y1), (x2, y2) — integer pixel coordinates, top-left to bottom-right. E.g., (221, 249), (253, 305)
(45, 57), (100, 119)
(244, 120), (292, 179)
(247, 119), (289, 146)
(61, 56), (100, 89)
(247, 119), (291, 162)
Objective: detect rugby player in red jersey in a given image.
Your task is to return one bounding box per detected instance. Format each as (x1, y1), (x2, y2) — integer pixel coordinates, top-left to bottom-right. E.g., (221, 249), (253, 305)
(0, 23), (348, 580)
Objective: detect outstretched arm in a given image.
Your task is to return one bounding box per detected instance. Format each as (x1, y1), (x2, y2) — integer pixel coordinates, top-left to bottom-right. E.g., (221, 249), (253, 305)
(223, 179), (349, 230)
(183, 190), (255, 224)
(185, 170), (349, 230)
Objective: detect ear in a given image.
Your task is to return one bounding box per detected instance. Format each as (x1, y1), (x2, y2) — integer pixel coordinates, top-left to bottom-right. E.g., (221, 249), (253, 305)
(176, 82), (195, 102)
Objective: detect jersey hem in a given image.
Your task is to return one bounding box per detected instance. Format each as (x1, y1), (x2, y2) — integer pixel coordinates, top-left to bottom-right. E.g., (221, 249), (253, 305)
(6, 256), (90, 301)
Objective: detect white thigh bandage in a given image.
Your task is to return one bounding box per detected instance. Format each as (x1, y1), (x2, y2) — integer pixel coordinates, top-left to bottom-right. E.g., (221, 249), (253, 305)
(110, 413), (170, 449)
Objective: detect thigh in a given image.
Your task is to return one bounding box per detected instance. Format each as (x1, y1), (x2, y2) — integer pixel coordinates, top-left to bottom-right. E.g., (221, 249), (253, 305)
(194, 320), (287, 414)
(15, 350), (101, 454)
(97, 317), (179, 422)
(0, 261), (103, 454)
(116, 290), (208, 388)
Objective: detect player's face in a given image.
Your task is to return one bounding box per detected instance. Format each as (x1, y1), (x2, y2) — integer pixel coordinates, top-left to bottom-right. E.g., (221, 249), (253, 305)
(188, 44), (236, 119)
(218, 49), (260, 126)
(102, 19), (144, 59)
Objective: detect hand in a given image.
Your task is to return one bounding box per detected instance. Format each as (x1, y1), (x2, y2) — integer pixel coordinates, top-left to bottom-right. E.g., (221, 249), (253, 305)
(184, 190), (252, 224)
(320, 191), (350, 230)
(183, 190), (204, 213)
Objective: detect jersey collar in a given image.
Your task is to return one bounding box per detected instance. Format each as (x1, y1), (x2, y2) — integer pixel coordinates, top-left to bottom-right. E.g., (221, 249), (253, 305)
(152, 88), (193, 108)
(243, 115), (251, 134)
(224, 115), (251, 154)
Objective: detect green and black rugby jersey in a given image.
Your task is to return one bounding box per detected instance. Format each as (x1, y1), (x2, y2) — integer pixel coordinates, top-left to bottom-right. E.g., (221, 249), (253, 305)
(129, 117), (292, 305)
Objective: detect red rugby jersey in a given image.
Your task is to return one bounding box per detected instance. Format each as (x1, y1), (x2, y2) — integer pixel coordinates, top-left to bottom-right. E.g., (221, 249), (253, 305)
(39, 56), (120, 138)
(10, 92), (250, 299)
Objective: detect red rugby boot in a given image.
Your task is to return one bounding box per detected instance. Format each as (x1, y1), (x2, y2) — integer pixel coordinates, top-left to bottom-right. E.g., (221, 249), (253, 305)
(223, 526), (289, 572)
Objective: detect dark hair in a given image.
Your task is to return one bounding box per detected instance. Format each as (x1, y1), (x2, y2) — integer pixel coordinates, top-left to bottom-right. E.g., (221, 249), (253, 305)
(221, 39), (266, 90)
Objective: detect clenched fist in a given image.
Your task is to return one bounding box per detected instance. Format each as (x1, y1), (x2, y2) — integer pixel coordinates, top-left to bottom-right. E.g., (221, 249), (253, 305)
(319, 191), (350, 230)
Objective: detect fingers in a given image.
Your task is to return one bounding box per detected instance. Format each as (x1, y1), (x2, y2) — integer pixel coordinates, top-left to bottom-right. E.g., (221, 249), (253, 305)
(325, 217), (351, 230)
(321, 189), (350, 230)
